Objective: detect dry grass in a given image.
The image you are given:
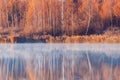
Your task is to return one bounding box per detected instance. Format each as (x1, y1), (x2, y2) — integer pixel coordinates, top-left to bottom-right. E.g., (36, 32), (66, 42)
(45, 34), (120, 43)
(0, 0), (120, 43)
(43, 27), (120, 43)
(0, 34), (119, 43)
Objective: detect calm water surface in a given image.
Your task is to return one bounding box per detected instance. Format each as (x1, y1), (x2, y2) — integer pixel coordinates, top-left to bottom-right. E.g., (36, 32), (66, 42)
(0, 44), (120, 80)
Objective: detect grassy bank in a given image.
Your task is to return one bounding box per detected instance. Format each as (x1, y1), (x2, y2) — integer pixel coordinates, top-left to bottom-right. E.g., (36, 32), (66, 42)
(0, 27), (119, 43)
(1, 34), (119, 43)
(45, 35), (120, 43)
(28, 27), (120, 43)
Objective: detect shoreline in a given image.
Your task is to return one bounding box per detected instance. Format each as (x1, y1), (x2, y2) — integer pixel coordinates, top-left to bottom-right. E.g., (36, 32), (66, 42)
(0, 34), (120, 43)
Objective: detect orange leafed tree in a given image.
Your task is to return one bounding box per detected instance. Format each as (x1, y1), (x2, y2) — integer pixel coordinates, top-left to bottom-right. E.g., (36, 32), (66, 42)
(113, 2), (120, 18)
(0, 0), (120, 36)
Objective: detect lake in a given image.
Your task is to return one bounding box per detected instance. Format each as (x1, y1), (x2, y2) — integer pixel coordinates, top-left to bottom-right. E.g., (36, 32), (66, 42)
(0, 44), (120, 80)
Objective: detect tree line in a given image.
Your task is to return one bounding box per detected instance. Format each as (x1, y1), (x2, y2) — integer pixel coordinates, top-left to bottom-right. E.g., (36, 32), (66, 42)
(0, 0), (120, 36)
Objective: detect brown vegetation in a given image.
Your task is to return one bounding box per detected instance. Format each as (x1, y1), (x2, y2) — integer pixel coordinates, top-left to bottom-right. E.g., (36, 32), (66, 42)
(45, 34), (120, 43)
(8, 35), (18, 43)
(0, 0), (119, 34)
(0, 0), (120, 43)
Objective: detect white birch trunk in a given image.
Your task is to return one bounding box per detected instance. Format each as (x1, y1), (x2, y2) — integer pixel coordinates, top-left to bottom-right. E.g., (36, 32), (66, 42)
(61, 0), (64, 34)
(109, 0), (113, 27)
(86, 0), (91, 35)
(49, 0), (52, 28)
(4, 0), (9, 27)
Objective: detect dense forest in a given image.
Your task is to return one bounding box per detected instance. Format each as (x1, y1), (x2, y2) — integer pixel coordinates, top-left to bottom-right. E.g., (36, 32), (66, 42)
(0, 0), (120, 37)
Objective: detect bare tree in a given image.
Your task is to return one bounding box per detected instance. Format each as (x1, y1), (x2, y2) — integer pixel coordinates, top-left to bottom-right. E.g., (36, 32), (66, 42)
(61, 0), (64, 34)
(85, 0), (92, 35)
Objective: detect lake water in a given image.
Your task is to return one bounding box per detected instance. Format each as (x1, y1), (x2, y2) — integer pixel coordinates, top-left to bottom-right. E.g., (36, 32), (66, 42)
(0, 44), (120, 80)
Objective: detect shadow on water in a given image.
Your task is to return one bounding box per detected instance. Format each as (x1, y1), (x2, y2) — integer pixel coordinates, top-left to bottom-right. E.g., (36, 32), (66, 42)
(0, 44), (120, 80)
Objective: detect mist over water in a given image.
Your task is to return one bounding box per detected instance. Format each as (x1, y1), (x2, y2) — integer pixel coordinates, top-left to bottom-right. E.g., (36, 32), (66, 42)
(0, 44), (120, 80)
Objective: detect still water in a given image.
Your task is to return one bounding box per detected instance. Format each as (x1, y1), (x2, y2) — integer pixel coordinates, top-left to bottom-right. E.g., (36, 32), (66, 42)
(0, 44), (120, 80)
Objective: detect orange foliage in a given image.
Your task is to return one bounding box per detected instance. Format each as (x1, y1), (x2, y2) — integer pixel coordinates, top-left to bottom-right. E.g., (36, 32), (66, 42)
(0, 0), (120, 36)
(113, 2), (120, 18)
(26, 0), (35, 25)
(99, 0), (112, 20)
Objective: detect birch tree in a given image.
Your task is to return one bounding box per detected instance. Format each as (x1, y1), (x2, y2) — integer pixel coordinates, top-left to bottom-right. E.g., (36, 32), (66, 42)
(85, 0), (91, 35)
(61, 0), (64, 34)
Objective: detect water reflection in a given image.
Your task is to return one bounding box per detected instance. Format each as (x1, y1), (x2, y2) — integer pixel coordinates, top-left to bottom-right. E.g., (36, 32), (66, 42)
(0, 44), (120, 80)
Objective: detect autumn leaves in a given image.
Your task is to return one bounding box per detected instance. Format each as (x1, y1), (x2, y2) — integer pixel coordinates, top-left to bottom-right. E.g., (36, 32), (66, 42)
(0, 0), (120, 36)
